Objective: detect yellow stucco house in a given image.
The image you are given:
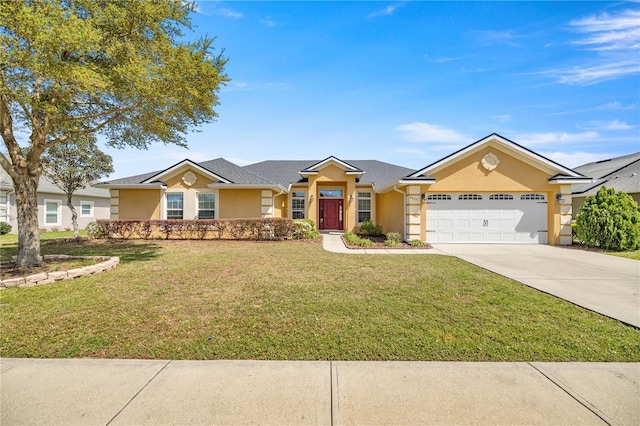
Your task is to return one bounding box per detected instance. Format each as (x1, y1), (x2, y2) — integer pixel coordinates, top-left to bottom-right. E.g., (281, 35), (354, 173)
(96, 134), (592, 245)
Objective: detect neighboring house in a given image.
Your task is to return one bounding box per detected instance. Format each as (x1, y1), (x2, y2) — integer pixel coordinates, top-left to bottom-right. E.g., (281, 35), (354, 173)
(571, 152), (640, 216)
(0, 166), (110, 233)
(96, 134), (591, 245)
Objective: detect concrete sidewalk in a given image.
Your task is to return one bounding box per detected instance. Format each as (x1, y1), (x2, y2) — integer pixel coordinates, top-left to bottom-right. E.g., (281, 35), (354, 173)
(2, 358), (638, 425)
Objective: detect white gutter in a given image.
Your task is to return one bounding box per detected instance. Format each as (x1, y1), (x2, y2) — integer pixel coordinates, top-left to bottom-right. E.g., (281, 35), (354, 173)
(94, 183), (167, 189)
(392, 185), (407, 241)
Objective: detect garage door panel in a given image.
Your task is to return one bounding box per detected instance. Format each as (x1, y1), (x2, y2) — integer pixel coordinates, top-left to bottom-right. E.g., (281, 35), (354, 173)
(426, 193), (547, 244)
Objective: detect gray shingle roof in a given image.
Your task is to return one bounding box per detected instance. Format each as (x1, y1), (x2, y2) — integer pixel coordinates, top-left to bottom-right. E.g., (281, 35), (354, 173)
(572, 152), (640, 196)
(101, 157), (416, 190)
(243, 160), (414, 189)
(1, 162), (109, 198)
(102, 158), (273, 186)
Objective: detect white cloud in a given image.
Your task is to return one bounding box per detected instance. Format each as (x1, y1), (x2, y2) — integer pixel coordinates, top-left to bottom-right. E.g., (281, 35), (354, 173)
(580, 120), (633, 131)
(546, 8), (640, 85)
(260, 16), (277, 27)
(393, 147), (425, 155)
(218, 8), (243, 19)
(395, 122), (469, 143)
(570, 9), (640, 51)
(515, 131), (599, 147)
(368, 3), (404, 18)
(540, 151), (616, 168)
(494, 114), (511, 123)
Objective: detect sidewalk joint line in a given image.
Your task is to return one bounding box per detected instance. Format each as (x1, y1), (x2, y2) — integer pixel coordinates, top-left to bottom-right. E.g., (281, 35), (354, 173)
(527, 363), (613, 426)
(330, 361), (334, 426)
(105, 360), (172, 426)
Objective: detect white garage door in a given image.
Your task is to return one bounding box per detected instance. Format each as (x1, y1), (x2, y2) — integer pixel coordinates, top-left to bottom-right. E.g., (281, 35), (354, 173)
(426, 193), (548, 244)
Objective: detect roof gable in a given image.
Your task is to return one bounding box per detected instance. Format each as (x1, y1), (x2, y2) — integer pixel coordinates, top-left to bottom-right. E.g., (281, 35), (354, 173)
(141, 159), (232, 184)
(299, 156), (364, 176)
(409, 133), (586, 180)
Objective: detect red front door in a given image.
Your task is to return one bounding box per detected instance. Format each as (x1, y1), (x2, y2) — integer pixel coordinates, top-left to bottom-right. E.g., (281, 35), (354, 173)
(320, 199), (343, 230)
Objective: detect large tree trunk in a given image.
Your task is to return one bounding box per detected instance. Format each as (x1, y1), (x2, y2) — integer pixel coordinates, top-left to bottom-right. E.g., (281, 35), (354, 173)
(67, 193), (79, 239)
(14, 172), (42, 268)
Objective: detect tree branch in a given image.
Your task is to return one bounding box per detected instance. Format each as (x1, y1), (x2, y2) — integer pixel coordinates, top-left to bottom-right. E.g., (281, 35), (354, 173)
(47, 110), (127, 146)
(0, 94), (23, 181)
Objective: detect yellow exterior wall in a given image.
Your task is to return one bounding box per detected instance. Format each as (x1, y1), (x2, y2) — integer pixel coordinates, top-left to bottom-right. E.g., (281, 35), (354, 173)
(118, 189), (161, 219)
(376, 191), (404, 235)
(274, 193), (287, 218)
(426, 146), (564, 245)
(307, 163), (357, 231)
(219, 189), (262, 218)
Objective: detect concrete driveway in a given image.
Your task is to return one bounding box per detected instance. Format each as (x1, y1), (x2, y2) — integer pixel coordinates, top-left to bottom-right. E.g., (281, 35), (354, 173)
(432, 244), (640, 328)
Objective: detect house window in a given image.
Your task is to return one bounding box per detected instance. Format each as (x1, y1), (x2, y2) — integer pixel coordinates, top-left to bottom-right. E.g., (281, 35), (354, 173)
(427, 194), (451, 200)
(166, 193), (184, 219)
(80, 201), (94, 217)
(489, 194), (514, 200)
(198, 193), (215, 219)
(44, 199), (62, 226)
(458, 194), (483, 200)
(319, 189), (343, 198)
(291, 191), (305, 219)
(521, 194), (545, 200)
(357, 191), (372, 223)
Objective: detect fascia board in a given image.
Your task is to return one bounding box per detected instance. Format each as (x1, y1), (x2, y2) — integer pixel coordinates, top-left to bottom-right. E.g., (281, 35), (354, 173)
(409, 133), (583, 179)
(142, 159), (232, 184)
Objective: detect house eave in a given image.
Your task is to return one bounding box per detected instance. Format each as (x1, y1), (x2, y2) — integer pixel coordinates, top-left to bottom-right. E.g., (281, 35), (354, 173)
(208, 183), (288, 192)
(548, 178), (594, 184)
(94, 183), (167, 190)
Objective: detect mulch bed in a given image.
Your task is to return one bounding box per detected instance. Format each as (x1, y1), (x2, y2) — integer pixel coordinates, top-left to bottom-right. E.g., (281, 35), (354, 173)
(341, 235), (432, 250)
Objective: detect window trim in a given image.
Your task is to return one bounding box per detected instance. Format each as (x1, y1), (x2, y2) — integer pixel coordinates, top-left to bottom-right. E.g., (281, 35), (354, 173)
(197, 192), (216, 220)
(80, 200), (94, 217)
(291, 191), (306, 219)
(44, 199), (62, 226)
(357, 191), (372, 224)
(165, 192), (184, 220)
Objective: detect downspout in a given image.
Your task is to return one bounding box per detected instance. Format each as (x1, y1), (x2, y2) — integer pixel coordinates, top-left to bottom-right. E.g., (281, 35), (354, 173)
(392, 184), (407, 241)
(272, 188), (285, 218)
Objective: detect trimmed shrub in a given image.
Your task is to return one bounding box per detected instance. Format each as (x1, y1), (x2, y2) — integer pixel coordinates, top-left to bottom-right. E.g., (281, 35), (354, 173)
(87, 218), (294, 241)
(291, 219), (320, 240)
(344, 231), (374, 247)
(575, 186), (640, 251)
(386, 232), (402, 243)
(408, 239), (427, 247)
(359, 220), (383, 236)
(0, 221), (12, 235)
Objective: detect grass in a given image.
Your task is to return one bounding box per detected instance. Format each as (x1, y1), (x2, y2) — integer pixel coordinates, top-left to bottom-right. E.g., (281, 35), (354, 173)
(607, 250), (640, 261)
(1, 234), (639, 361)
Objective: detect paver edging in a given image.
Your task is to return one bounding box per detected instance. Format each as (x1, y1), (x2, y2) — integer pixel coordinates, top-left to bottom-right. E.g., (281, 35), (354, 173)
(0, 255), (120, 289)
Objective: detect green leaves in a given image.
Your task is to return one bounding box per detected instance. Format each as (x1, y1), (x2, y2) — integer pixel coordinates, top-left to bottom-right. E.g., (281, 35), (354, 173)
(575, 186), (640, 251)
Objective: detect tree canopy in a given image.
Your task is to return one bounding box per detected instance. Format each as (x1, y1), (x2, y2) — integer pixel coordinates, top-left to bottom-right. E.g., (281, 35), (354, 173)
(42, 134), (114, 237)
(0, 0), (228, 267)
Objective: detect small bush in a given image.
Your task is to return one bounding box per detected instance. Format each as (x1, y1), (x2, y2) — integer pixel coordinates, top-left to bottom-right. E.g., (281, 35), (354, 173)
(575, 186), (640, 251)
(408, 239), (427, 247)
(291, 219), (320, 240)
(0, 222), (11, 235)
(384, 239), (399, 247)
(86, 221), (109, 239)
(344, 231), (374, 247)
(386, 232), (402, 243)
(359, 220), (383, 236)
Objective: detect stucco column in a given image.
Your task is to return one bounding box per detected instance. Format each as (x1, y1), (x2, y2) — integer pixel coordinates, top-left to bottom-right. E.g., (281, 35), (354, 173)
(109, 189), (119, 219)
(558, 185), (573, 245)
(406, 185), (421, 241)
(261, 190), (273, 218)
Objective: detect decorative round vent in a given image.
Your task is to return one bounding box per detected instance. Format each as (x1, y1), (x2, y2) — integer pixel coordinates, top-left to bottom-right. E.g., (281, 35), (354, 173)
(182, 171), (197, 186)
(481, 152), (500, 171)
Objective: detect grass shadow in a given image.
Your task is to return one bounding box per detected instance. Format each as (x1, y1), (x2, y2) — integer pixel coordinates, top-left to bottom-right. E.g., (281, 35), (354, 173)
(0, 237), (162, 265)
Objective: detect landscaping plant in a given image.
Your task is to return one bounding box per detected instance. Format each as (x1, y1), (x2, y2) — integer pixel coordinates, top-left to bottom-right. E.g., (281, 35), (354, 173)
(575, 186), (640, 251)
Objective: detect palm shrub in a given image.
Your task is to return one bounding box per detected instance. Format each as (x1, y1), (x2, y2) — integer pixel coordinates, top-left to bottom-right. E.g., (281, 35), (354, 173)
(575, 186), (640, 251)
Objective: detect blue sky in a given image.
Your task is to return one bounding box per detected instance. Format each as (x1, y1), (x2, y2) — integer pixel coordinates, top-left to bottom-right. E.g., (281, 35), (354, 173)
(104, 1), (640, 179)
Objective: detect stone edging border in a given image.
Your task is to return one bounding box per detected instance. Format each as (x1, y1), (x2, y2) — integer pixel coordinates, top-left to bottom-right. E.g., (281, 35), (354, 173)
(0, 255), (120, 289)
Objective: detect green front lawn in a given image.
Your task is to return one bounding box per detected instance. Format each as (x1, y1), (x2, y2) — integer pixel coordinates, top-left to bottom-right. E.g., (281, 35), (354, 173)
(1, 236), (638, 361)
